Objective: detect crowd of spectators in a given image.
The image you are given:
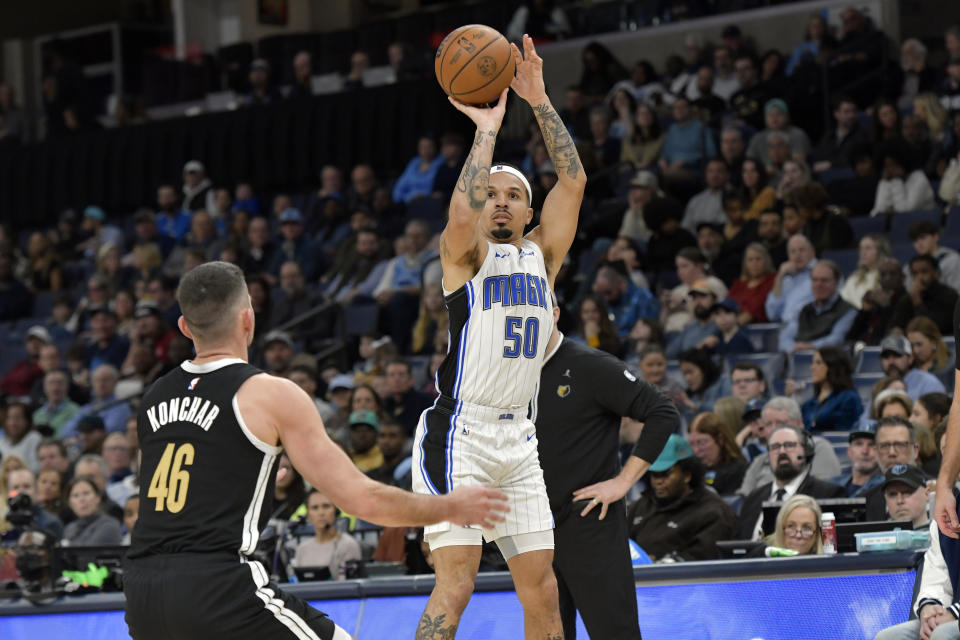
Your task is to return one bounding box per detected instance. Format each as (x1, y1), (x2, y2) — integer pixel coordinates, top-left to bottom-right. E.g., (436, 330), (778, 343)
(0, 10), (959, 634)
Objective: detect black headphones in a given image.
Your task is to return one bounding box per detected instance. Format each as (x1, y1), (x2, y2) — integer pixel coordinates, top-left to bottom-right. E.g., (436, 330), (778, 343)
(771, 425), (815, 463)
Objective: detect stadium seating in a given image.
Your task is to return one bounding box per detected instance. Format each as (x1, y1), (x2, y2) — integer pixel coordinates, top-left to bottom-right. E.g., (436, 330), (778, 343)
(789, 350), (816, 380)
(823, 248), (859, 276)
(854, 346), (884, 375)
(848, 216), (886, 237)
(741, 323), (782, 353)
(889, 210), (942, 239)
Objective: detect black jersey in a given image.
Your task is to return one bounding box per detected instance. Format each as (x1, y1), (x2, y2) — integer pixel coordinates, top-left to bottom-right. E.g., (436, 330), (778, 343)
(128, 358), (281, 559)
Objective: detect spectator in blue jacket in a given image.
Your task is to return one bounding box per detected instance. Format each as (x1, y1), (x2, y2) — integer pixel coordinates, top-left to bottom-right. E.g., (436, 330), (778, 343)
(704, 298), (755, 356)
(658, 97), (717, 172)
(392, 135), (444, 204)
(155, 185), (191, 243)
(592, 263), (660, 337)
(801, 347), (864, 432)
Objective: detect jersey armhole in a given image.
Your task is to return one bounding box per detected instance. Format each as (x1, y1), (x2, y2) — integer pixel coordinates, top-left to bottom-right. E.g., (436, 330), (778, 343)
(232, 394), (283, 455)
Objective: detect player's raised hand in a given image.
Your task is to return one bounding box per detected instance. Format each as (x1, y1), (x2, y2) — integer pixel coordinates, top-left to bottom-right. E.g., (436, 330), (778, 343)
(510, 34), (546, 103)
(444, 485), (510, 529)
(447, 87), (508, 132)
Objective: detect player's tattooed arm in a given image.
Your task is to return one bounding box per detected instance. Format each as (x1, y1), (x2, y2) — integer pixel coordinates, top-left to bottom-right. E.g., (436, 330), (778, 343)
(414, 613), (458, 640)
(455, 129), (497, 211)
(532, 102), (581, 181)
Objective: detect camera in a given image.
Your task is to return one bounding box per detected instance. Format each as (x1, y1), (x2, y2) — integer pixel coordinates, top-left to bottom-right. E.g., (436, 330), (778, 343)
(6, 491), (36, 529)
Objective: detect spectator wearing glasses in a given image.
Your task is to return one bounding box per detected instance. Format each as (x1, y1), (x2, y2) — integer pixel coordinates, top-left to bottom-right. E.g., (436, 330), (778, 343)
(832, 424), (884, 497)
(864, 417), (922, 520)
(779, 261), (856, 354)
(737, 397), (842, 496)
(755, 494), (824, 556)
(736, 425), (846, 540)
(729, 362), (767, 404)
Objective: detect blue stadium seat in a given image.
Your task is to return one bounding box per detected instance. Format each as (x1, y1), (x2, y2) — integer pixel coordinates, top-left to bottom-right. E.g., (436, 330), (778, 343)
(891, 243), (914, 264)
(819, 431), (850, 445)
(833, 443), (850, 469)
(721, 493), (742, 515)
(742, 323), (782, 353)
(789, 350), (816, 380)
(853, 373), (885, 409)
(666, 360), (684, 387)
(890, 210), (942, 239)
(822, 249), (859, 276)
(407, 355), (430, 389)
(848, 216), (886, 237)
(945, 207), (960, 235)
(816, 167), (855, 186)
(855, 346), (883, 374)
(343, 303), (379, 337)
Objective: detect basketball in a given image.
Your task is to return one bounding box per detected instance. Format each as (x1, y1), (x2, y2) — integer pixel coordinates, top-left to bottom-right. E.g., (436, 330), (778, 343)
(435, 24), (516, 105)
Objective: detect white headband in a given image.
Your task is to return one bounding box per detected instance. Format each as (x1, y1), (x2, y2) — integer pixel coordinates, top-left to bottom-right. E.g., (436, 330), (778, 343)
(490, 165), (533, 205)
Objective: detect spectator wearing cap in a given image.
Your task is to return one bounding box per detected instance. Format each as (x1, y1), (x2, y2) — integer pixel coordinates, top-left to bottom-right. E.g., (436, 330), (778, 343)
(765, 234), (817, 323)
(1, 402), (42, 472)
(665, 280), (719, 359)
(812, 95), (868, 173)
(155, 184), (191, 244)
(870, 137), (936, 216)
(262, 330), (295, 377)
(347, 409), (384, 472)
(77, 205), (126, 261)
(746, 99), (812, 168)
(658, 96), (717, 174)
(779, 260), (856, 353)
(618, 170), (658, 242)
(62, 365), (132, 440)
(879, 334), (947, 401)
(908, 220), (960, 294)
(832, 425), (884, 497)
(245, 58), (281, 105)
(680, 159), (729, 234)
(181, 160), (215, 212)
(32, 370), (80, 438)
(268, 208), (319, 280)
(883, 463), (931, 529)
(891, 255), (959, 336)
(627, 434), (736, 560)
(73, 415), (109, 457)
(703, 298), (754, 356)
(0, 325), (50, 397)
(592, 263), (660, 339)
(324, 373), (355, 443)
(736, 424), (847, 540)
(85, 306), (130, 371)
(737, 397), (842, 496)
(383, 360), (433, 437)
(130, 301), (174, 364)
(392, 135), (444, 204)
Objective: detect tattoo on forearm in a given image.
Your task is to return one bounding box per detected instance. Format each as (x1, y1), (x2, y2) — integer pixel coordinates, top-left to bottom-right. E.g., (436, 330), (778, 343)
(455, 130), (496, 211)
(414, 613), (458, 639)
(533, 103), (581, 180)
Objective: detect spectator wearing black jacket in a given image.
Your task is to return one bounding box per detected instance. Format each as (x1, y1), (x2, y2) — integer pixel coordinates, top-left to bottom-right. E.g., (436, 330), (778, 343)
(643, 196), (697, 279)
(812, 95), (869, 173)
(736, 425), (847, 539)
(794, 182), (855, 254)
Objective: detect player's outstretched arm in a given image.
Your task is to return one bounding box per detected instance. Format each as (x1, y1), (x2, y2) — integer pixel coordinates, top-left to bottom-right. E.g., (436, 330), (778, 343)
(441, 88), (508, 268)
(511, 34), (586, 281)
(240, 375), (509, 528)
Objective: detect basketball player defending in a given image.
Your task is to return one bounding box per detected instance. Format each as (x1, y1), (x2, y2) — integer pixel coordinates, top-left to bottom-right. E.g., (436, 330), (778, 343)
(123, 262), (508, 640)
(413, 35), (586, 640)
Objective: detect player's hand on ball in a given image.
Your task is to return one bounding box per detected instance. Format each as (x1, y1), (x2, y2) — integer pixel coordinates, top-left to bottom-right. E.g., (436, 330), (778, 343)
(446, 486), (510, 529)
(510, 34), (546, 103)
(448, 88), (508, 132)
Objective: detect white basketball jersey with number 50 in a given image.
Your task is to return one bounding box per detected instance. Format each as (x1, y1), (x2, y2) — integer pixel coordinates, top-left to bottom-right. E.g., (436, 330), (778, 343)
(437, 239), (554, 411)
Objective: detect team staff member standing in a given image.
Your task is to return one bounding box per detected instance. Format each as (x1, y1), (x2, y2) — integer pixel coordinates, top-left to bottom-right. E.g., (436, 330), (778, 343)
(123, 262), (507, 640)
(534, 303), (677, 639)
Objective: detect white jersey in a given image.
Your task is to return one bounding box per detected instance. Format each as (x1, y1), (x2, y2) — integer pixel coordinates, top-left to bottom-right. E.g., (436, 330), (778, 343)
(438, 238), (553, 410)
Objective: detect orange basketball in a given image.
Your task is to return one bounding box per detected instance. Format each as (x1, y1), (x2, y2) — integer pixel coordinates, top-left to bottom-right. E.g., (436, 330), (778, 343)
(435, 24), (516, 105)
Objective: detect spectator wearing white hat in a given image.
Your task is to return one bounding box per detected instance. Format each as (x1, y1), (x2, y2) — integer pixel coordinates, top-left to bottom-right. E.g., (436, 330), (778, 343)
(181, 159), (216, 212)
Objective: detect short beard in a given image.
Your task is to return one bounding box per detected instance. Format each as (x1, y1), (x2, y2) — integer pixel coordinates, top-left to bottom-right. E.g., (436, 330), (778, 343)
(773, 457), (802, 483)
(491, 226), (513, 240)
(694, 306), (712, 321)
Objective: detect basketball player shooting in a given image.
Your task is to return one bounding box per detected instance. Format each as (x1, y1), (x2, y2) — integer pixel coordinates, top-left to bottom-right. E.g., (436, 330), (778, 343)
(412, 35), (586, 640)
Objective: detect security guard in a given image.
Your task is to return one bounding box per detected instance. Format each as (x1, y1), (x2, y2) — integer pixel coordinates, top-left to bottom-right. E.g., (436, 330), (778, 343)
(534, 302), (678, 639)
